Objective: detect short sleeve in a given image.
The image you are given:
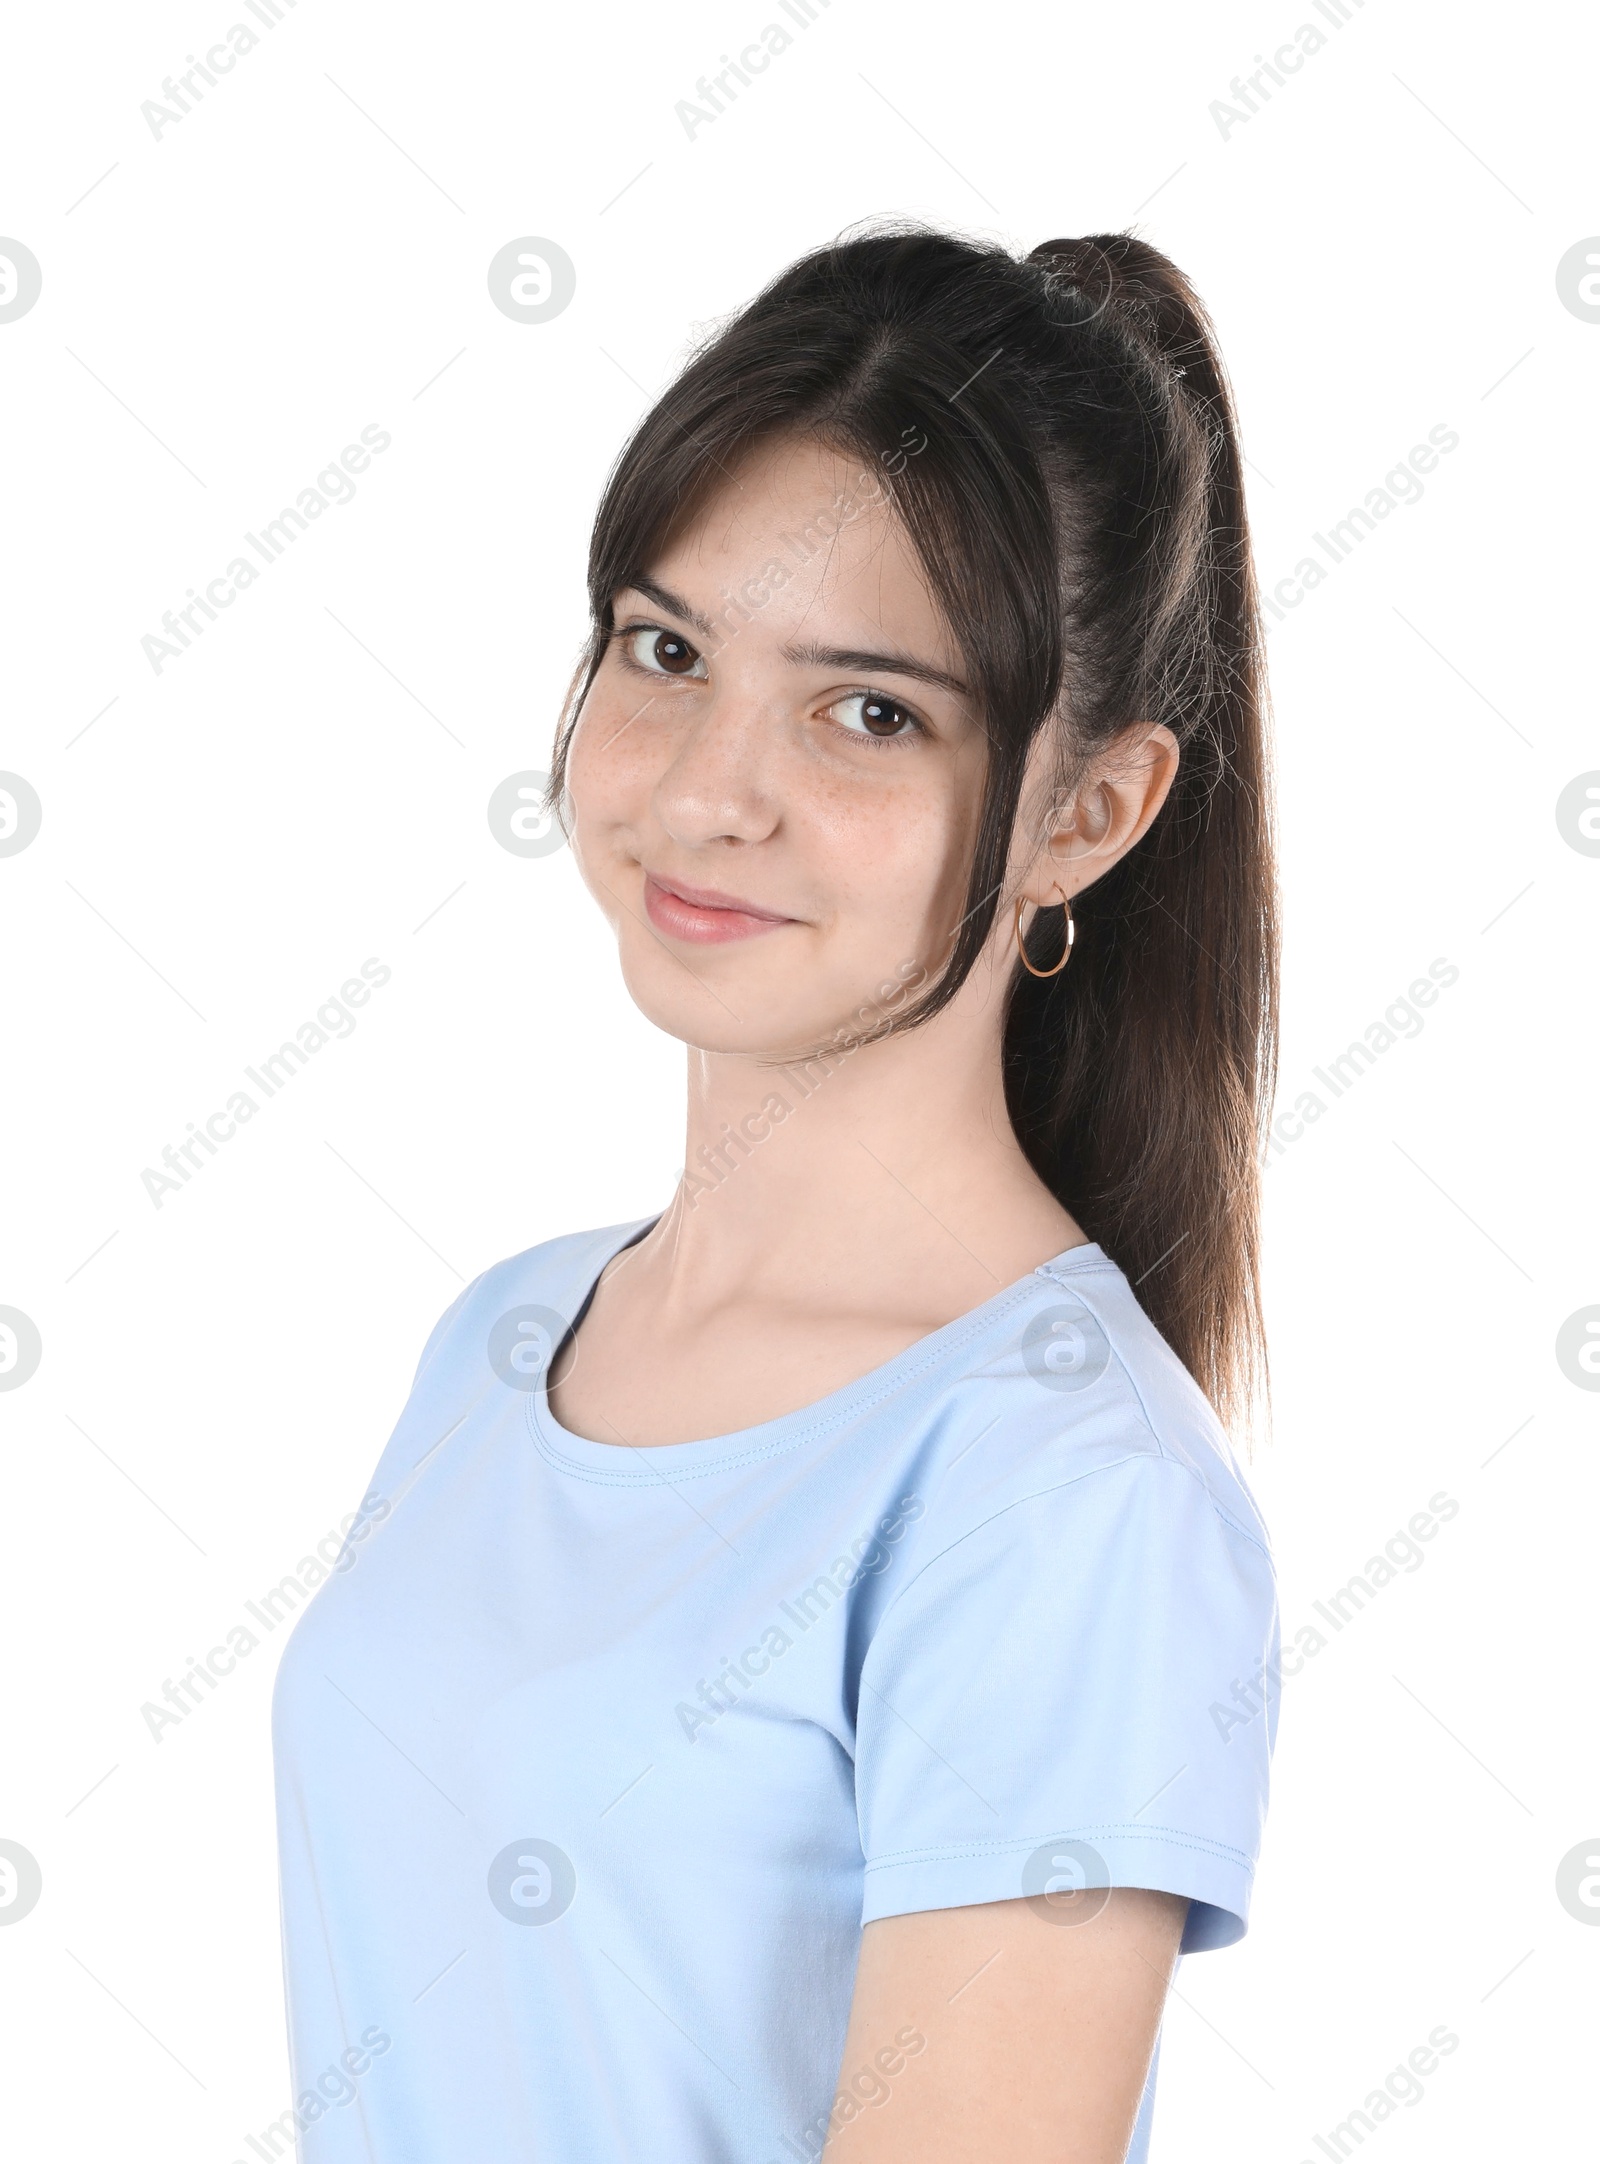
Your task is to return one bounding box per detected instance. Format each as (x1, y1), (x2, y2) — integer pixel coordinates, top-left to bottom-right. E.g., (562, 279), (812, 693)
(855, 1450), (1278, 1954)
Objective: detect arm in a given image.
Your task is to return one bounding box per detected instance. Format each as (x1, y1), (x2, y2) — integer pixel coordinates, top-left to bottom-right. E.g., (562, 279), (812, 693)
(822, 1889), (1187, 2163)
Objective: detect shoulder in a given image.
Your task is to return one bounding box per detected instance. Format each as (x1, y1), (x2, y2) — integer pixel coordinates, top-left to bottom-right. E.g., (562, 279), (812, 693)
(891, 1245), (1273, 1588)
(1036, 1246), (1269, 1553)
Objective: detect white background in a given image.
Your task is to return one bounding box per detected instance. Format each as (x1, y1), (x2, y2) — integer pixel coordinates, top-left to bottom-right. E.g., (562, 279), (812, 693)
(1, 0), (1594, 2157)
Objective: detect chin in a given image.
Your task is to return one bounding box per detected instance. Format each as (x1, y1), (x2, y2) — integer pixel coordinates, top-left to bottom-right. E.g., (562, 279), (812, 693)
(624, 985), (811, 1062)
(617, 953), (864, 1065)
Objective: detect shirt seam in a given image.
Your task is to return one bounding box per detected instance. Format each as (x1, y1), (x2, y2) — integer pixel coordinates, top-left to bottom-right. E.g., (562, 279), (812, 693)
(863, 1824), (1256, 1874)
(875, 1448), (1272, 1631)
(1017, 1266), (1270, 1558)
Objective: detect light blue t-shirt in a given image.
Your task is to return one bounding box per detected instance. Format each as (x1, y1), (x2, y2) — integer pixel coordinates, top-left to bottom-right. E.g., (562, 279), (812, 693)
(272, 1216), (1278, 2163)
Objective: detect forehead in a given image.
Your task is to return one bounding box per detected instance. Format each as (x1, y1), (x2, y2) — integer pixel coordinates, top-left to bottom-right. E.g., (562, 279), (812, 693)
(643, 435), (957, 663)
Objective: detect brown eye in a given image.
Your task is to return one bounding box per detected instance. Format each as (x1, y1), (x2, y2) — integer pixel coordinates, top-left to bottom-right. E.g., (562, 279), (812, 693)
(625, 627), (707, 679)
(832, 690), (923, 742)
(860, 695), (907, 736)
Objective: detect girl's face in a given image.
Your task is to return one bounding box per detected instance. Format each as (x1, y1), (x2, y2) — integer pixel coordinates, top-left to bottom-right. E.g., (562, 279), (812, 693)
(564, 436), (1001, 1059)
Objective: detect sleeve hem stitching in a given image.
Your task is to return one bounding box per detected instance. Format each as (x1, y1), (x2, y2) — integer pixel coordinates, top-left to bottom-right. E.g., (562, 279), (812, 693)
(863, 1823), (1256, 1873)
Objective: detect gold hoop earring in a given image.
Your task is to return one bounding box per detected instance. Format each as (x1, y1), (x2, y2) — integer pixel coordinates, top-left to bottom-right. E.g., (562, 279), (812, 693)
(1013, 886), (1074, 978)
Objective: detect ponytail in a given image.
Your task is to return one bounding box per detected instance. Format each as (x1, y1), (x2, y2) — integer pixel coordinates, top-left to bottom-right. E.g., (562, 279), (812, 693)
(1004, 235), (1278, 1428)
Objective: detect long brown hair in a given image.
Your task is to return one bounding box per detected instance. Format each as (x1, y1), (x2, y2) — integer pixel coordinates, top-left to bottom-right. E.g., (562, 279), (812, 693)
(548, 223), (1279, 1428)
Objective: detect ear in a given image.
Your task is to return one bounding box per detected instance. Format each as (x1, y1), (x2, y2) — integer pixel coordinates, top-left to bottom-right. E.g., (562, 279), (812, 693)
(1022, 724), (1181, 904)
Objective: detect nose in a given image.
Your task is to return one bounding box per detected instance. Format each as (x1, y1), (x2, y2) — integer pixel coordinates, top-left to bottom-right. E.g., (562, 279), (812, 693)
(652, 688), (781, 851)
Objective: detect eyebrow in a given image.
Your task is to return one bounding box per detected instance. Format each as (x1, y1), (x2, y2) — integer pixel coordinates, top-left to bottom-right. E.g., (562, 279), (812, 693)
(616, 576), (970, 699)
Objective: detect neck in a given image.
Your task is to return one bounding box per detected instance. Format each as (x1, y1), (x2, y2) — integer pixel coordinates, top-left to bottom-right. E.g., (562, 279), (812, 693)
(639, 958), (1081, 1317)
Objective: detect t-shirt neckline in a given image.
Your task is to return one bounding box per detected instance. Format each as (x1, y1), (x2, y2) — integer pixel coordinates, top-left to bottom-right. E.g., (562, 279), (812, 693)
(525, 1213), (1113, 1483)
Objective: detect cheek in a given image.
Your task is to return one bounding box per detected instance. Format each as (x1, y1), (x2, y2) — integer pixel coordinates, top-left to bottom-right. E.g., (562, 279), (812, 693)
(566, 686), (665, 827)
(869, 765), (979, 905)
(799, 717), (976, 841)
(795, 778), (972, 962)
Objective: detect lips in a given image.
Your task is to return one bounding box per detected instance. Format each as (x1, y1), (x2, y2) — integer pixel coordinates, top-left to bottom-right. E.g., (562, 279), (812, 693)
(642, 872), (796, 945)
